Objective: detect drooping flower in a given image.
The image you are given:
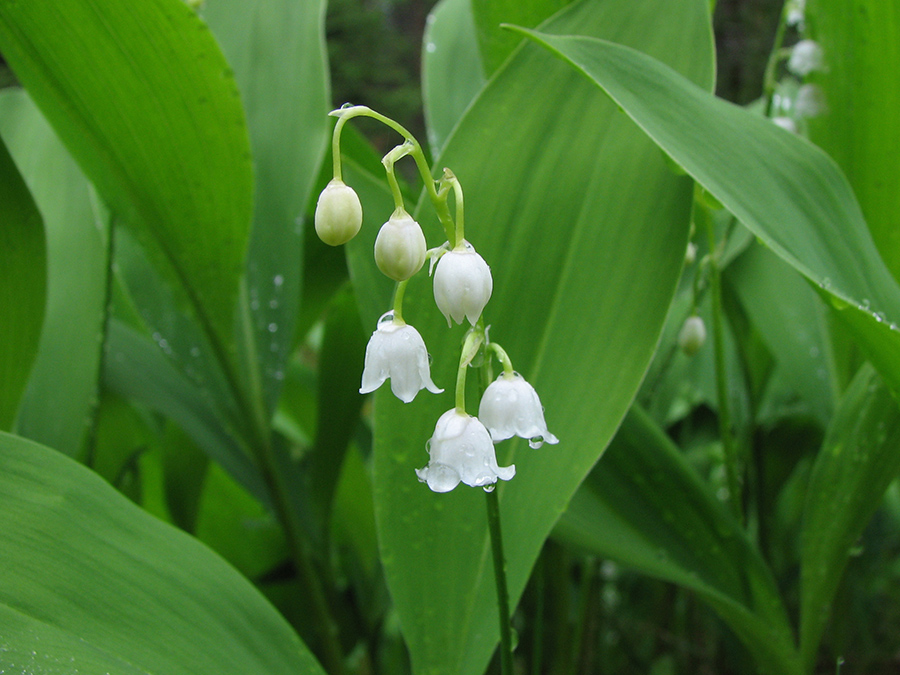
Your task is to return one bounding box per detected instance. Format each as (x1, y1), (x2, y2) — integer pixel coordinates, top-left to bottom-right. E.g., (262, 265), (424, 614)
(678, 315), (707, 356)
(359, 313), (443, 403)
(772, 116), (798, 133)
(787, 39), (825, 77)
(478, 372), (559, 448)
(416, 409), (515, 492)
(795, 84), (826, 119)
(374, 209), (427, 281)
(315, 179), (363, 246)
(432, 240), (493, 326)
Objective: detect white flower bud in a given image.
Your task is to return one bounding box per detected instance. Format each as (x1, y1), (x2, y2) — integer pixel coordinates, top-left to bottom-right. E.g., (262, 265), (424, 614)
(374, 210), (427, 281)
(415, 410), (515, 493)
(479, 372), (558, 448)
(678, 315), (707, 356)
(684, 241), (698, 265)
(314, 179), (362, 246)
(432, 241), (492, 326)
(787, 39), (824, 77)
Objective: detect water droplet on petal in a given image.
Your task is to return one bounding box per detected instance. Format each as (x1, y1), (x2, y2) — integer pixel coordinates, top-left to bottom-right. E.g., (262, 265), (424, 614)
(529, 437), (544, 449)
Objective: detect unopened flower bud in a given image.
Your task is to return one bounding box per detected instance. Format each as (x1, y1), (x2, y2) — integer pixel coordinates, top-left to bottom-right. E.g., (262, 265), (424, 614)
(684, 241), (698, 266)
(374, 209), (427, 281)
(678, 315), (707, 356)
(432, 241), (492, 326)
(315, 179), (362, 246)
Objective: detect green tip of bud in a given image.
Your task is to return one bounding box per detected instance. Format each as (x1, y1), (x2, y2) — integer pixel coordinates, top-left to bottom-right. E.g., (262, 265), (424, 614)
(315, 179), (363, 246)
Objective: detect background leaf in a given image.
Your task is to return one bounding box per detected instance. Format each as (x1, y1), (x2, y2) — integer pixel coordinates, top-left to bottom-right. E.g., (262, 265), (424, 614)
(346, 1), (716, 673)
(0, 0), (253, 356)
(514, 29), (900, 398)
(202, 0), (330, 415)
(422, 0), (485, 157)
(0, 130), (44, 431)
(0, 431), (324, 675)
(799, 365), (900, 668)
(472, 0), (573, 76)
(555, 405), (801, 675)
(807, 0), (900, 284)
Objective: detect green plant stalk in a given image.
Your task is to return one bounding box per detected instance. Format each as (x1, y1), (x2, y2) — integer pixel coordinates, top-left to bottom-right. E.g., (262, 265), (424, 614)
(234, 284), (347, 675)
(762, 5), (791, 117)
(485, 487), (514, 675)
(698, 205), (743, 523)
(330, 105), (456, 243)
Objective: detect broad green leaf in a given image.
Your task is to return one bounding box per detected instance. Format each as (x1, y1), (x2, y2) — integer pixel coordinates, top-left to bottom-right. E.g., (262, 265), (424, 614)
(0, 90), (108, 456)
(0, 431), (324, 674)
(726, 242), (835, 426)
(0, 125), (43, 431)
(0, 0), (252, 356)
(299, 285), (367, 542)
(103, 319), (269, 507)
(799, 365), (900, 669)
(203, 0), (330, 414)
(351, 1), (716, 673)
(555, 406), (800, 675)
(422, 0), (485, 156)
(513, 28), (900, 398)
(472, 0), (573, 75)
(807, 0), (900, 284)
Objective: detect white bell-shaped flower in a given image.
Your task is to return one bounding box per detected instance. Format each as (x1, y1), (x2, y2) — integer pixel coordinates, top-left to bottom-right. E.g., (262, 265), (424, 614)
(432, 240), (492, 326)
(478, 372), (559, 448)
(315, 179), (363, 246)
(416, 409), (516, 492)
(787, 39), (824, 77)
(359, 313), (443, 403)
(374, 209), (427, 281)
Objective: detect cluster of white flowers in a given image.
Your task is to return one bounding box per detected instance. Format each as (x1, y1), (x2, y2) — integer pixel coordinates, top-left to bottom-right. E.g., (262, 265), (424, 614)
(769, 7), (827, 135)
(315, 105), (558, 493)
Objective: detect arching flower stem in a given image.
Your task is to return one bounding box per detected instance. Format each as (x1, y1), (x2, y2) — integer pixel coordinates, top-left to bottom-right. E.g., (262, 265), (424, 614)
(454, 327), (484, 413)
(487, 341), (515, 376)
(392, 279), (409, 325)
(330, 105), (456, 243)
(382, 142), (413, 211)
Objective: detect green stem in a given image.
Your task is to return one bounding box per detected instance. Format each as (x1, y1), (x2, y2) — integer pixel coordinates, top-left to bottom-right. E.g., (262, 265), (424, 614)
(392, 279), (408, 324)
(485, 487), (514, 675)
(454, 329), (484, 412)
(698, 204), (743, 524)
(488, 342), (515, 376)
(234, 285), (347, 675)
(330, 105), (456, 242)
(383, 142), (413, 210)
(762, 8), (791, 117)
(440, 168), (465, 247)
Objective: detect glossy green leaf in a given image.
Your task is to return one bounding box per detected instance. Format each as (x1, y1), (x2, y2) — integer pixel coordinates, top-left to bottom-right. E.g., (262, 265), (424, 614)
(807, 0), (900, 284)
(0, 125), (43, 431)
(351, 1), (715, 673)
(799, 365), (900, 669)
(422, 0), (485, 157)
(0, 431), (323, 674)
(0, 89), (108, 456)
(555, 405), (800, 675)
(203, 0), (330, 414)
(0, 0), (253, 355)
(726, 242), (835, 426)
(514, 28), (900, 397)
(472, 0), (573, 75)
(103, 319), (269, 507)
